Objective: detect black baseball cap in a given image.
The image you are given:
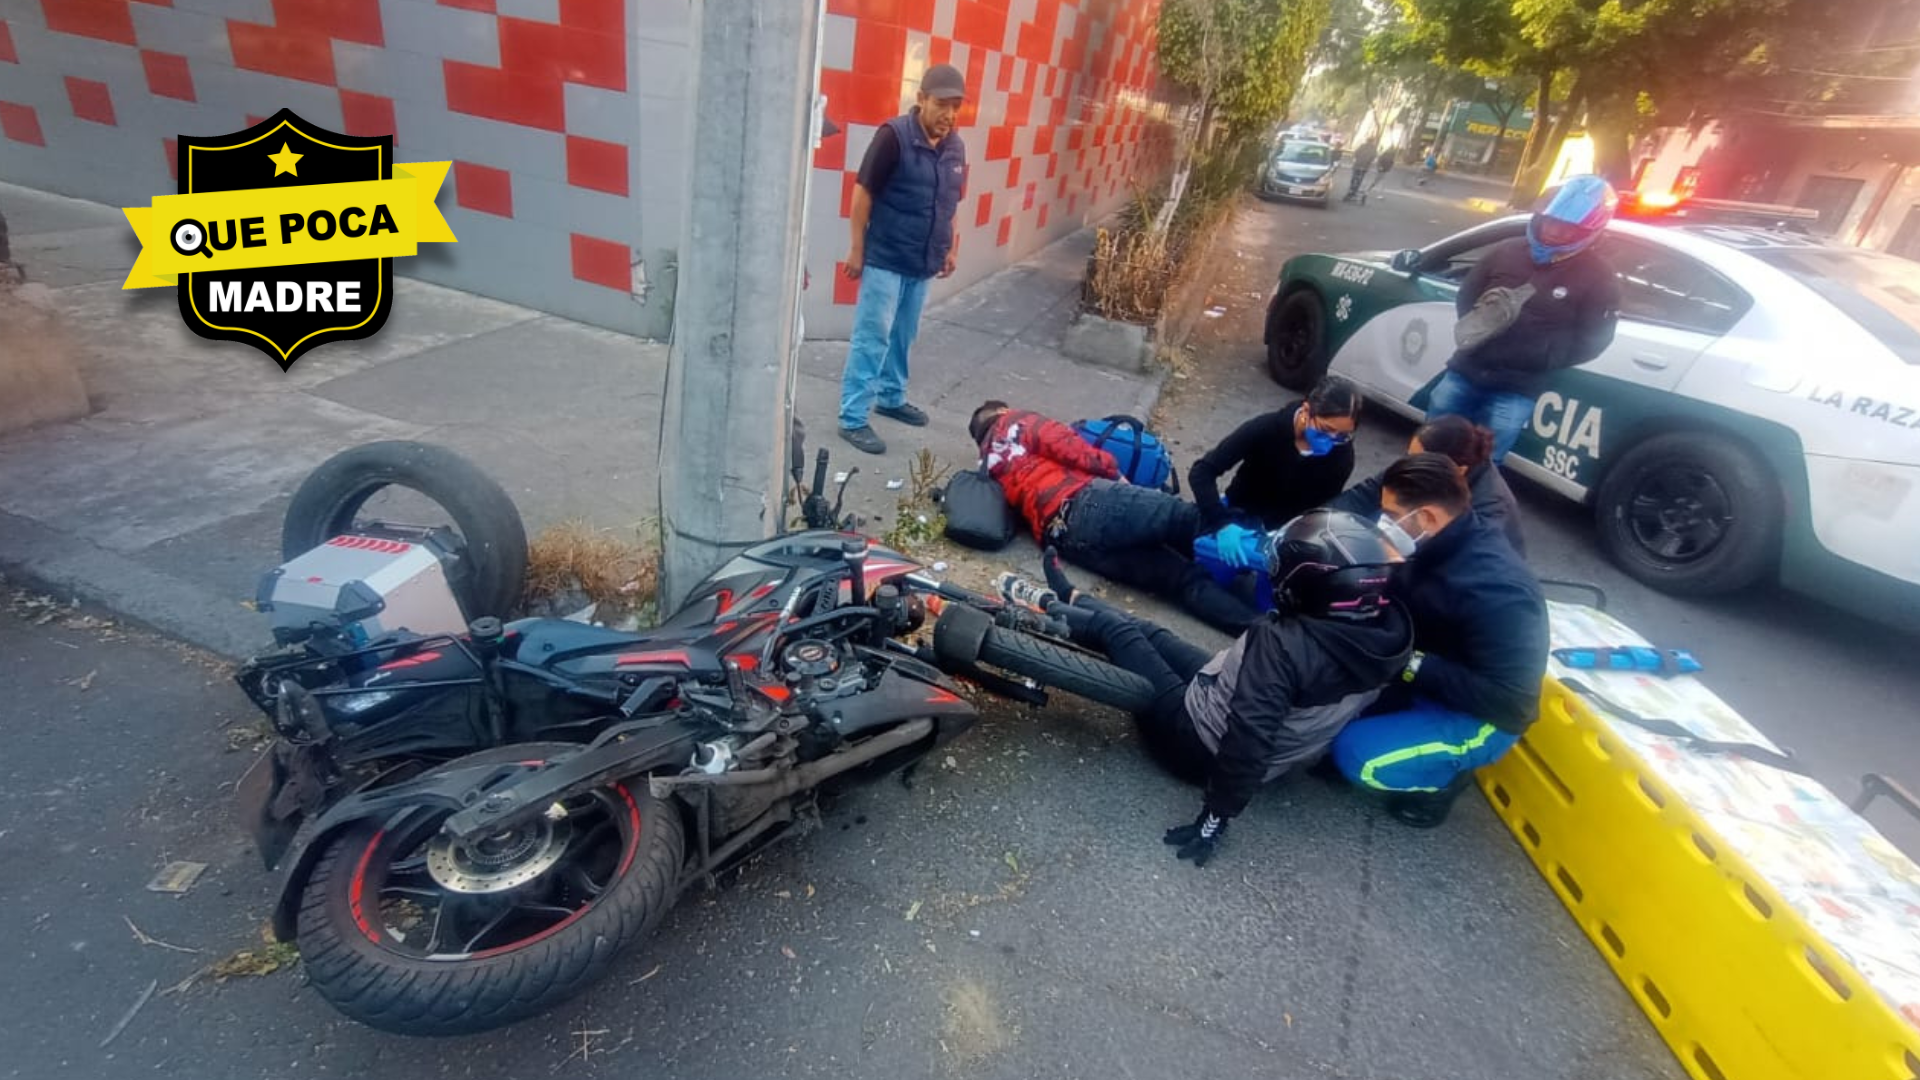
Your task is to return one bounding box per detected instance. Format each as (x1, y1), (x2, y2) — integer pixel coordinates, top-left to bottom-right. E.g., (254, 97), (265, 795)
(921, 63), (966, 101)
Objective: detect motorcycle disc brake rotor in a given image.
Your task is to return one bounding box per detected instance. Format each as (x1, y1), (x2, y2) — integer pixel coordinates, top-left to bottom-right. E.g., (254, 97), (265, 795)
(425, 817), (574, 894)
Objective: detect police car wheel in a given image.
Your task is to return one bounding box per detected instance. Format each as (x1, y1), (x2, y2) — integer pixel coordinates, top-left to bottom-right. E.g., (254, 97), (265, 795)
(1594, 432), (1780, 597)
(1266, 290), (1326, 392)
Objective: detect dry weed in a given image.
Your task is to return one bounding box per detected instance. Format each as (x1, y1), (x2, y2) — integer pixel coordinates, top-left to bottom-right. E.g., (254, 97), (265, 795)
(524, 519), (660, 623)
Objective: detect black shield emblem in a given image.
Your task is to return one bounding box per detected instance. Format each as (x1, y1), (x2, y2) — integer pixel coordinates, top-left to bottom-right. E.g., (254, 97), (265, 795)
(177, 109), (391, 371)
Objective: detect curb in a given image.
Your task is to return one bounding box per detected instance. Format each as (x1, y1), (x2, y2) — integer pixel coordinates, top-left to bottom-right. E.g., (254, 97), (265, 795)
(0, 509), (262, 661)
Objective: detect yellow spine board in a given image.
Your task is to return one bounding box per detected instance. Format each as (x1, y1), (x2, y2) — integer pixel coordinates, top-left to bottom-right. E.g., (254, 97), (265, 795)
(1478, 678), (1920, 1080)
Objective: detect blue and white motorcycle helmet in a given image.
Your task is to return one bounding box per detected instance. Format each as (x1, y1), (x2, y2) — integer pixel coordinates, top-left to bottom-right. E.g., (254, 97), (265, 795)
(1528, 174), (1618, 265)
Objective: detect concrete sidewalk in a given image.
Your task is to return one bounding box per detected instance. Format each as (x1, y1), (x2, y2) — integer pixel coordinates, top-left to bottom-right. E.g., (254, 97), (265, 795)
(0, 181), (1161, 658)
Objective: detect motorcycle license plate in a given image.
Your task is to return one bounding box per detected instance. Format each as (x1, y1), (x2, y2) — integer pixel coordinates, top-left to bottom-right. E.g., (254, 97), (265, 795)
(235, 748), (299, 871)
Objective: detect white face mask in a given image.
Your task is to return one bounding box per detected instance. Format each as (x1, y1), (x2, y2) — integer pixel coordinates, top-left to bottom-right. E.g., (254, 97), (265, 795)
(1377, 511), (1423, 558)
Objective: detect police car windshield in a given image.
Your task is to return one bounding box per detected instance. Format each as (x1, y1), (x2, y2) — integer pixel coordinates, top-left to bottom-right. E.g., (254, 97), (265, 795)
(1278, 143), (1331, 165)
(1748, 247), (1920, 365)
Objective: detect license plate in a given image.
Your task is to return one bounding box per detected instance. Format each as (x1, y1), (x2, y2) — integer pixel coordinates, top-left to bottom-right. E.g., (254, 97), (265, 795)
(1288, 185), (1309, 195)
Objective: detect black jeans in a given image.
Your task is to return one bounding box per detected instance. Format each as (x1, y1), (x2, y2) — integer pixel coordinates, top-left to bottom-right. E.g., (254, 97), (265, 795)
(1056, 480), (1261, 635)
(1058, 596), (1216, 784)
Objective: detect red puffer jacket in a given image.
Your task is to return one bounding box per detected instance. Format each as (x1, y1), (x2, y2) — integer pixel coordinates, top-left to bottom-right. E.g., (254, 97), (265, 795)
(980, 409), (1119, 541)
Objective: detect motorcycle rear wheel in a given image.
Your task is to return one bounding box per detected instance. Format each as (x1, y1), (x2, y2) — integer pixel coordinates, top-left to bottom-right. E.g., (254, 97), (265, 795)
(977, 626), (1156, 713)
(294, 748), (682, 1036)
(281, 440), (529, 620)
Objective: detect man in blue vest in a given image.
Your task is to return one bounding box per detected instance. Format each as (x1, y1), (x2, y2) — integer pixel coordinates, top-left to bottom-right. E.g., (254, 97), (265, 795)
(838, 63), (969, 455)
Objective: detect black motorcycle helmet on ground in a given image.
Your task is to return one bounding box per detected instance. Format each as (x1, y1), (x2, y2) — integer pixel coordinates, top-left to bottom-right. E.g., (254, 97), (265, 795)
(1262, 509), (1398, 621)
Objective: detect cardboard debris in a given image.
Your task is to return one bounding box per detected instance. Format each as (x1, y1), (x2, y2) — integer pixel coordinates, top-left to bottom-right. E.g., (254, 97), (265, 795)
(146, 861), (208, 895)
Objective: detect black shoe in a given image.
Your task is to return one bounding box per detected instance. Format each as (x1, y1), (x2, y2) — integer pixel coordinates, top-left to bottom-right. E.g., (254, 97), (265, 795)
(840, 425), (885, 455)
(1384, 784), (1468, 829)
(874, 402), (929, 427)
(1304, 755), (1344, 783)
(1041, 546), (1076, 602)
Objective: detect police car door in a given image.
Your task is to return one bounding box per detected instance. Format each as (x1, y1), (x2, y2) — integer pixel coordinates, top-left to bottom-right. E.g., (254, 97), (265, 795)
(1581, 235), (1739, 390)
(1512, 234), (1740, 488)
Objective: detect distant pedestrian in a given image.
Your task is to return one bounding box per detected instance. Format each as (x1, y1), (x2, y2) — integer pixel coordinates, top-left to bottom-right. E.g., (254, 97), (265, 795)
(1368, 147), (1397, 194)
(1343, 137), (1379, 202)
(837, 64), (970, 456)
(1417, 146), (1438, 187)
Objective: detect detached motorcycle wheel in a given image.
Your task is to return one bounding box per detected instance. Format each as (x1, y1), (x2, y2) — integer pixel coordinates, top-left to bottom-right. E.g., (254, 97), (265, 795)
(294, 748), (682, 1037)
(281, 441), (529, 619)
(977, 626), (1156, 714)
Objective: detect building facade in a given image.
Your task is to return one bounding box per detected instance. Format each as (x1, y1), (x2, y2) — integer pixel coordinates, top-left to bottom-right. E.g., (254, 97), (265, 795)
(0, 0), (1176, 338)
(1626, 1), (1920, 259)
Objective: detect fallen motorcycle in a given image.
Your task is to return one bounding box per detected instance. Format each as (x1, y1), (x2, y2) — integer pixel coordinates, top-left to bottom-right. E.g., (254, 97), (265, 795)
(233, 437), (1151, 1035)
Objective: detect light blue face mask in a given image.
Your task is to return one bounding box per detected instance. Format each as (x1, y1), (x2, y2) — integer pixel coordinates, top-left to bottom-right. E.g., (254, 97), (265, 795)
(1377, 512), (1422, 558)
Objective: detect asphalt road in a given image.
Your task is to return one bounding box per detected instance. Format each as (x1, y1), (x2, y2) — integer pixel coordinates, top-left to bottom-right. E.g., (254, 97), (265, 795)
(0, 412), (1677, 1080)
(1156, 175), (1920, 857)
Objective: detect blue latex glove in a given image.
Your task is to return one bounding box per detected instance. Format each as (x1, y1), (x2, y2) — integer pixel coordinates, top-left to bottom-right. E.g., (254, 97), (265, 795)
(1212, 523), (1259, 570)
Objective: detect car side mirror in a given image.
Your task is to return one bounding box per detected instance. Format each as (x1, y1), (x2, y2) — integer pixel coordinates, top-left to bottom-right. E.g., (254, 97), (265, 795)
(1390, 249), (1422, 273)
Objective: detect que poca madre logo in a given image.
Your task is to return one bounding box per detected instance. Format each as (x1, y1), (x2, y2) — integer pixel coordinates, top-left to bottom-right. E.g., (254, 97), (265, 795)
(122, 108), (456, 370)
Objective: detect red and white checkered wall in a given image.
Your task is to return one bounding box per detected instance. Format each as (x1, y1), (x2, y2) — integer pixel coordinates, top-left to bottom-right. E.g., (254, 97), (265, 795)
(0, 0), (1173, 340)
(806, 0), (1175, 335)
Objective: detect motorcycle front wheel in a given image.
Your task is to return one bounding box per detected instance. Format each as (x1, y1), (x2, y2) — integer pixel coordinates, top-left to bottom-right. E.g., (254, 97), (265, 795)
(294, 752), (682, 1036)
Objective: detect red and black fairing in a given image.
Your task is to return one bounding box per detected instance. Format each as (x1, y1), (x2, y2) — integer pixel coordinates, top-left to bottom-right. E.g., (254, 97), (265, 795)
(269, 531), (947, 759)
(661, 531), (928, 632)
(521, 531), (939, 725)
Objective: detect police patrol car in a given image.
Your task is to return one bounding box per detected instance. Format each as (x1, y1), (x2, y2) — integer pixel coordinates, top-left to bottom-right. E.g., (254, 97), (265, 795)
(1263, 215), (1920, 626)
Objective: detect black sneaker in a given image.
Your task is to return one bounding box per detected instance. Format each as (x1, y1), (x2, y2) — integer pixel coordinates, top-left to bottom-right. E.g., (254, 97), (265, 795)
(1385, 780), (1470, 829)
(1304, 755), (1344, 783)
(840, 425), (885, 455)
(874, 402), (929, 427)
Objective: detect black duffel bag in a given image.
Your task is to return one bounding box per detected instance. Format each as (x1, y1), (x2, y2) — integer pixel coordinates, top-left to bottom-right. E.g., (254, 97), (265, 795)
(940, 466), (1019, 550)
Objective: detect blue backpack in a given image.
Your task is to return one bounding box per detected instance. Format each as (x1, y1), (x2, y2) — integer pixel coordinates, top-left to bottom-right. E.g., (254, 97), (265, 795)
(1073, 414), (1180, 495)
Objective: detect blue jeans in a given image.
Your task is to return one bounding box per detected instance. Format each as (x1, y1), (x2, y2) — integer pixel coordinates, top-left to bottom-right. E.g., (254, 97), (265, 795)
(1330, 699), (1519, 792)
(838, 265), (930, 431)
(1425, 370), (1535, 463)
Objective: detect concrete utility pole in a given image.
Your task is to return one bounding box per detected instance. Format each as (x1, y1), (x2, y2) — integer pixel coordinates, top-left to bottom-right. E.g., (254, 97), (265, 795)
(658, 1), (823, 609)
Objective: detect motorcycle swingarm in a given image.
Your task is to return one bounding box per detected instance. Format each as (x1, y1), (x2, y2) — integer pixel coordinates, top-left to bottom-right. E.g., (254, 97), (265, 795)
(439, 722), (700, 842)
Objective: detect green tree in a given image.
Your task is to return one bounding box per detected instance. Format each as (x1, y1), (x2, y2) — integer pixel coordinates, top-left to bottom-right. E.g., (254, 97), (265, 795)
(1159, 0), (1336, 140)
(1154, 0), (1335, 235)
(1294, 0), (1393, 134)
(1508, 0), (1857, 199)
(1383, 0), (1858, 205)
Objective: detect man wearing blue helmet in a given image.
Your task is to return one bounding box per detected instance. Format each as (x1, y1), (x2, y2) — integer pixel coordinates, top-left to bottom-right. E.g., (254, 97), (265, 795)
(1425, 174), (1622, 462)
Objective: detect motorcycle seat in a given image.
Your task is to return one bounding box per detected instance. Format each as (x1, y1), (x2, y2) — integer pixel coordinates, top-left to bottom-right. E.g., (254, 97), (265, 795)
(507, 617), (727, 677)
